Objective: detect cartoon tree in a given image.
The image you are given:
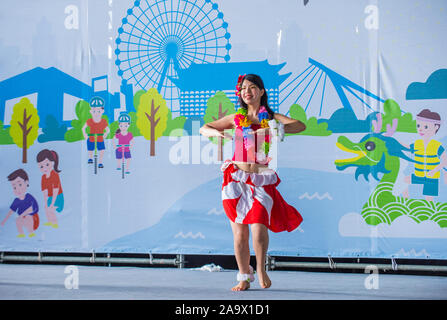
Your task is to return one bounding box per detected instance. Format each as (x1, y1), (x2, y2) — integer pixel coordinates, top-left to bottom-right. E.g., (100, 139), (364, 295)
(38, 115), (67, 143)
(204, 91), (236, 161)
(9, 98), (40, 163)
(135, 89), (185, 137)
(163, 110), (187, 137)
(133, 89), (146, 109)
(128, 112), (141, 137)
(289, 104), (331, 136)
(0, 121), (14, 145)
(65, 100), (91, 142)
(107, 121), (119, 139)
(381, 99), (416, 133)
(136, 88), (169, 156)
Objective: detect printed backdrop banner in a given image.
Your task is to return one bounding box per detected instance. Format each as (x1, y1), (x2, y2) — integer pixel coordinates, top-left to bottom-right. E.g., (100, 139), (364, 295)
(1, 0), (447, 259)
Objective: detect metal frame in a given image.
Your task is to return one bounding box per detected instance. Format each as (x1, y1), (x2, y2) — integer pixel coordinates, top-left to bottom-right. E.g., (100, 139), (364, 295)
(1, 251), (447, 274)
(0, 251), (184, 268)
(266, 255), (447, 273)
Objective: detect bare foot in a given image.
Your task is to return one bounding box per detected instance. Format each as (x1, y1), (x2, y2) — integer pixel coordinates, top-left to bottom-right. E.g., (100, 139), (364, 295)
(257, 270), (271, 289)
(231, 280), (250, 291)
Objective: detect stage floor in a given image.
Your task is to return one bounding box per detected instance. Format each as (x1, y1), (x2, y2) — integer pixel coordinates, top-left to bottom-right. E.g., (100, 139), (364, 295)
(0, 263), (446, 300)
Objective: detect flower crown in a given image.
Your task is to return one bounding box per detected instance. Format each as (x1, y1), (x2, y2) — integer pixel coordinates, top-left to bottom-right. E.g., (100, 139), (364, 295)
(235, 74), (246, 97)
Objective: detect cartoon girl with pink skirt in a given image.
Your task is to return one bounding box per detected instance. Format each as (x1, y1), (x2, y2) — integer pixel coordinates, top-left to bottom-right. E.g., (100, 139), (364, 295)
(113, 112), (134, 175)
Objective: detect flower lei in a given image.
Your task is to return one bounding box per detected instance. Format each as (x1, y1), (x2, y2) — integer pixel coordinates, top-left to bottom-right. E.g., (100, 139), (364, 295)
(234, 106), (271, 157)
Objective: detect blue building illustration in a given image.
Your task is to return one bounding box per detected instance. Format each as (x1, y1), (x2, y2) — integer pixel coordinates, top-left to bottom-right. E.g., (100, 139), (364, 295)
(0, 67), (134, 127)
(169, 60), (291, 118)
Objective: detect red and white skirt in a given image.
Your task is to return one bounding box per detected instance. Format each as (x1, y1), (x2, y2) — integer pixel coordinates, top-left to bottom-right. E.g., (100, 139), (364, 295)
(221, 160), (303, 233)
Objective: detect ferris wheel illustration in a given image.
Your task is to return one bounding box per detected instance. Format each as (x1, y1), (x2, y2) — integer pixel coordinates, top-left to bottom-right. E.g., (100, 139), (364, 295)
(115, 0), (232, 113)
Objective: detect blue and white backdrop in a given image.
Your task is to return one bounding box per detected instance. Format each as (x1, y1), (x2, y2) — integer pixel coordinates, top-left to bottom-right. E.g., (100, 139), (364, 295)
(1, 0), (447, 259)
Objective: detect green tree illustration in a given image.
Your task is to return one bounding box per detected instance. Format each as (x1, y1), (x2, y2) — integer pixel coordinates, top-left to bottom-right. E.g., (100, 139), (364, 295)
(136, 88), (169, 156)
(204, 91), (236, 161)
(65, 100), (91, 142)
(0, 121), (14, 145)
(9, 98), (40, 163)
(163, 110), (187, 137)
(134, 89), (184, 137)
(381, 99), (416, 133)
(288, 104), (331, 136)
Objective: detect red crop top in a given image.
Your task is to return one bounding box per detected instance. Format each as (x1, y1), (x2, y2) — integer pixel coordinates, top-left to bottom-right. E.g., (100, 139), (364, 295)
(232, 124), (271, 164)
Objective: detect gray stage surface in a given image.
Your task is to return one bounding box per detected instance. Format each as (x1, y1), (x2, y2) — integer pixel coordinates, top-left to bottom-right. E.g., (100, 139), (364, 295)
(0, 264), (446, 300)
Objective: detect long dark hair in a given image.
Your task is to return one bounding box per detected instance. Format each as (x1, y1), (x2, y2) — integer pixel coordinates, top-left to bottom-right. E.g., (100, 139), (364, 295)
(238, 74), (275, 120)
(36, 149), (61, 173)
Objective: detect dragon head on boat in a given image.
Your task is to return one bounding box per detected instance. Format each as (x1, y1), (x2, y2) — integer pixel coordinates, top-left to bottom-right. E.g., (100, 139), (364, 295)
(334, 115), (414, 182)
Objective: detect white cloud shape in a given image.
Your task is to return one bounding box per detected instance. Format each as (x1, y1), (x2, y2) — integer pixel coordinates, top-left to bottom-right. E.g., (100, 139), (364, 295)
(339, 212), (447, 238)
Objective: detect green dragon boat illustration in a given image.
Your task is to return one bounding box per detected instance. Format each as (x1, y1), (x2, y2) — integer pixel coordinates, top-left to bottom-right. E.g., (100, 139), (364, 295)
(334, 114), (447, 228)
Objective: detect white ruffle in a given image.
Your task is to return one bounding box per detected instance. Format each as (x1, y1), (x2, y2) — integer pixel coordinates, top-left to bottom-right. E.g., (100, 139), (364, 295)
(220, 159), (233, 172)
(230, 166), (277, 187)
(222, 173), (274, 225)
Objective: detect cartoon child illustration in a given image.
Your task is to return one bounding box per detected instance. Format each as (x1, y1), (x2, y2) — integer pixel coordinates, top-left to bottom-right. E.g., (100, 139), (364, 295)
(37, 149), (64, 228)
(82, 98), (110, 168)
(1, 169), (40, 238)
(402, 109), (447, 201)
(113, 112), (134, 174)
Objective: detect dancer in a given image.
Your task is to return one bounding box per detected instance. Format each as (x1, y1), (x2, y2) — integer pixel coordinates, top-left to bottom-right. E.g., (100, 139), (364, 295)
(37, 149), (64, 228)
(2, 169), (40, 238)
(200, 74), (306, 291)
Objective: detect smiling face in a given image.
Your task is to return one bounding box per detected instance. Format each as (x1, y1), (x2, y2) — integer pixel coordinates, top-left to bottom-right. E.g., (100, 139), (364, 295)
(119, 122), (130, 133)
(416, 119), (438, 139)
(38, 158), (54, 176)
(90, 107), (104, 122)
(240, 79), (265, 107)
(10, 177), (28, 198)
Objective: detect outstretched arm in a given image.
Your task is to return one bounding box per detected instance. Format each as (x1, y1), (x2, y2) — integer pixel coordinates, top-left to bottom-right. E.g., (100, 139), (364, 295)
(1, 209), (14, 226)
(200, 114), (235, 139)
(274, 113), (306, 134)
